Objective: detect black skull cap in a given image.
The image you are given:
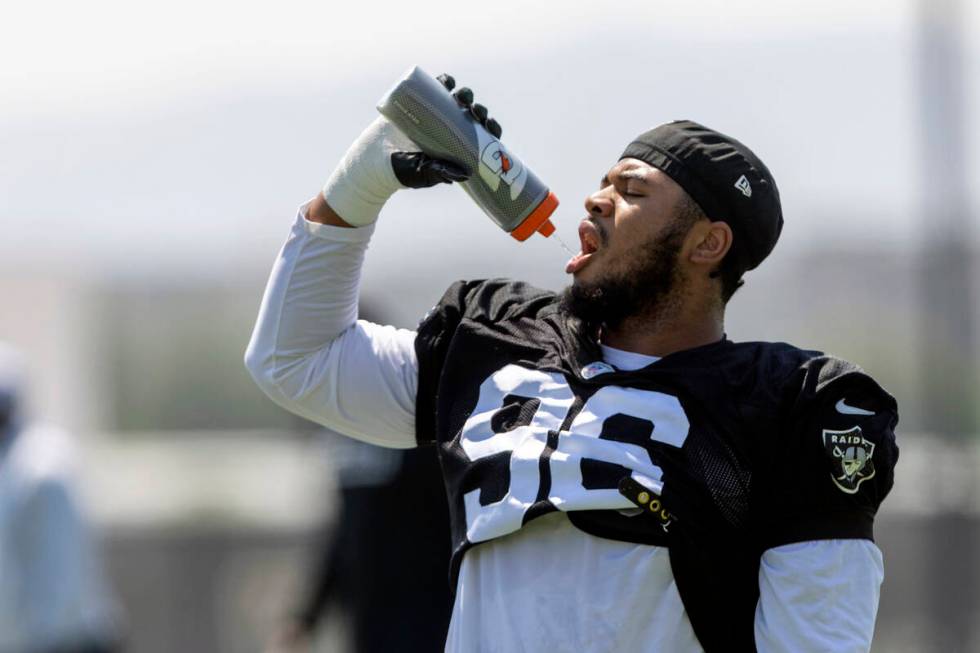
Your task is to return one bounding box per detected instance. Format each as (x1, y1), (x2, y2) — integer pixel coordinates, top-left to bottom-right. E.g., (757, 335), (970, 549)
(620, 120), (783, 272)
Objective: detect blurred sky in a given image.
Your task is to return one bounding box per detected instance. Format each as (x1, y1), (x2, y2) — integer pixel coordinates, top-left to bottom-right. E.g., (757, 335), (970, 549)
(2, 0), (978, 289)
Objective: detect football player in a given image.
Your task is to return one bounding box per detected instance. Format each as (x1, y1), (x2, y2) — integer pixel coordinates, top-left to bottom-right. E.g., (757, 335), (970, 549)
(246, 75), (898, 652)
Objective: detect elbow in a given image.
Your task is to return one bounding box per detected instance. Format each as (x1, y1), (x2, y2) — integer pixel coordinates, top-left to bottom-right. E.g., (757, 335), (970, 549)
(244, 338), (283, 400)
(243, 337), (327, 416)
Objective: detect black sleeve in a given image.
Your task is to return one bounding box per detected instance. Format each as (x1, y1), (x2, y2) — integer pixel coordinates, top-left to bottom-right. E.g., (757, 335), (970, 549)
(758, 357), (899, 550)
(414, 278), (559, 445)
(414, 280), (485, 445)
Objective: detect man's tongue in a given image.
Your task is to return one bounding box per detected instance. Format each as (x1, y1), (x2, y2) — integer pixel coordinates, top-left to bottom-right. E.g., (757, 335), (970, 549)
(567, 220), (601, 274)
(565, 251), (593, 274)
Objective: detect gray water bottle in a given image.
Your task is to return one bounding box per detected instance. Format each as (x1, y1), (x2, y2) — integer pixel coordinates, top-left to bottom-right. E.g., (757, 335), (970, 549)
(377, 66), (558, 241)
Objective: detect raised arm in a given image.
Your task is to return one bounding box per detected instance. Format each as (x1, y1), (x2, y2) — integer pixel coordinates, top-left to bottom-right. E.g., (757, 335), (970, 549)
(244, 195), (421, 447)
(245, 75), (500, 447)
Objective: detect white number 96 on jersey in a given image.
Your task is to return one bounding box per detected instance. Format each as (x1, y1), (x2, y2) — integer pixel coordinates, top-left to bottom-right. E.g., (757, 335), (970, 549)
(457, 364), (690, 544)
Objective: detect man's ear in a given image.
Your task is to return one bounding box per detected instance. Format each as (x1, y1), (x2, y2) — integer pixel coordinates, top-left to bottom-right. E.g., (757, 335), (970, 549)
(689, 221), (733, 268)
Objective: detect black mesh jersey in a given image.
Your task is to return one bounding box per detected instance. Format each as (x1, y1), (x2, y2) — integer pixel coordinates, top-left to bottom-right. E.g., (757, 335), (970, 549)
(415, 279), (899, 652)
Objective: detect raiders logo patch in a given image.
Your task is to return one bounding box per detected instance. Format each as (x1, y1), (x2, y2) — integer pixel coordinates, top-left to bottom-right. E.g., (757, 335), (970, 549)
(822, 426), (876, 494)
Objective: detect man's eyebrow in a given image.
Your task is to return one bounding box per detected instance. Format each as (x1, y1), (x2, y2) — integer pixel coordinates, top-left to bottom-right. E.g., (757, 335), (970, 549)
(600, 168), (650, 187)
(619, 168), (649, 182)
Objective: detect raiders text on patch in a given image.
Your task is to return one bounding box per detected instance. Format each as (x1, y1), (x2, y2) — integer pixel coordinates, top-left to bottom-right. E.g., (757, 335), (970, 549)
(822, 426), (876, 494)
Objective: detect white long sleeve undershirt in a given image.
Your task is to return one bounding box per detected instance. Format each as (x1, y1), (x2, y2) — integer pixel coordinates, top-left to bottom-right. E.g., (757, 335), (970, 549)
(245, 205), (884, 652)
(245, 207), (418, 448)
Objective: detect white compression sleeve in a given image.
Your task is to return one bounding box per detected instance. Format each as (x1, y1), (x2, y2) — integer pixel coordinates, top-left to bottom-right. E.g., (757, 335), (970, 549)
(755, 539), (883, 652)
(321, 117), (414, 226)
(245, 205), (419, 447)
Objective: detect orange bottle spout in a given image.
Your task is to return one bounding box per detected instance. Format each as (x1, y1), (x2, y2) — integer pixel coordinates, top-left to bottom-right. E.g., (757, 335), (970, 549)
(510, 192), (560, 241)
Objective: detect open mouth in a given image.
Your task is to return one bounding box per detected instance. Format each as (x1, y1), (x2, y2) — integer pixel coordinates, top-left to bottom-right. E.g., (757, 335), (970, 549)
(565, 219), (602, 274)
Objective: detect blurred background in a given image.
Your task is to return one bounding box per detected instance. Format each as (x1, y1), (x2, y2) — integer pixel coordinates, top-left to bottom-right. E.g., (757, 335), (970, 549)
(1, 0), (978, 650)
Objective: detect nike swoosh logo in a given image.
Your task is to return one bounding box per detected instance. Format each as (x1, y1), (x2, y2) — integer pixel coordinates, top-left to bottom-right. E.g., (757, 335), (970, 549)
(836, 399), (875, 416)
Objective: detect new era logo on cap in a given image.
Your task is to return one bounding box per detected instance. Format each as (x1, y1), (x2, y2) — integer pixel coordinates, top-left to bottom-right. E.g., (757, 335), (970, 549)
(734, 174), (752, 197)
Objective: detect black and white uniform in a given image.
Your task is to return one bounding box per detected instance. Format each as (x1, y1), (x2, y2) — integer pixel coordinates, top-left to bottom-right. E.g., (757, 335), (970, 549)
(246, 208), (899, 652)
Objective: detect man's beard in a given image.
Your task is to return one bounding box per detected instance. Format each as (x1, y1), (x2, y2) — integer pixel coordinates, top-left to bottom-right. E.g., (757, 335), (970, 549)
(560, 222), (688, 333)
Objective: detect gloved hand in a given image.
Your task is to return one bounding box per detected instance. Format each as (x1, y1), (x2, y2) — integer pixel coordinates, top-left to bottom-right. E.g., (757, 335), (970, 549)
(321, 73), (503, 227)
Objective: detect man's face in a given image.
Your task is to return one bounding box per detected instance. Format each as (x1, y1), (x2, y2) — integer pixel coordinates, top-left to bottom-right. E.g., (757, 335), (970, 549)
(562, 158), (694, 328)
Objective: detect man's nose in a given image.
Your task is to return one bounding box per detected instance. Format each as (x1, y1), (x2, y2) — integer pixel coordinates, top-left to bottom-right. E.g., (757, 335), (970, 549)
(584, 191), (612, 218)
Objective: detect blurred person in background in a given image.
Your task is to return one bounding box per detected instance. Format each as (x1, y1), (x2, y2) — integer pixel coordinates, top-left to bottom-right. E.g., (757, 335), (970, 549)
(267, 432), (452, 653)
(0, 344), (120, 653)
